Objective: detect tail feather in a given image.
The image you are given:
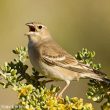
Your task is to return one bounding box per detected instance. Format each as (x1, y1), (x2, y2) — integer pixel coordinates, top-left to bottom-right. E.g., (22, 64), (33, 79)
(80, 72), (103, 81)
(93, 70), (110, 84)
(81, 72), (110, 85)
(102, 78), (110, 84)
(93, 69), (106, 76)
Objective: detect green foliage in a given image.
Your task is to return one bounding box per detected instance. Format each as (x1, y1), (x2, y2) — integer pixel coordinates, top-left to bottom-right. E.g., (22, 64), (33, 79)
(75, 48), (110, 110)
(75, 48), (101, 70)
(0, 47), (94, 110)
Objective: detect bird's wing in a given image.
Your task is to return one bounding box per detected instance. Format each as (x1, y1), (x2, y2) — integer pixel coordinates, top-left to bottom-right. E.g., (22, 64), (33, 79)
(40, 41), (92, 73)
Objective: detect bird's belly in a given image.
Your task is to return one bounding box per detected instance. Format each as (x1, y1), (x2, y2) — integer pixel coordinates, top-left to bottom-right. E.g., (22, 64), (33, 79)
(40, 62), (80, 81)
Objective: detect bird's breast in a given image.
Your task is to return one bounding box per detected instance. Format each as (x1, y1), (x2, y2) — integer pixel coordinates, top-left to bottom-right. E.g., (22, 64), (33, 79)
(28, 42), (41, 71)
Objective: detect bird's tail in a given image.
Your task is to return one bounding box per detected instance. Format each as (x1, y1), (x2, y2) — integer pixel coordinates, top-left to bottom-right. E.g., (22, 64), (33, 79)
(93, 69), (110, 84)
(102, 77), (110, 84)
(81, 72), (110, 84)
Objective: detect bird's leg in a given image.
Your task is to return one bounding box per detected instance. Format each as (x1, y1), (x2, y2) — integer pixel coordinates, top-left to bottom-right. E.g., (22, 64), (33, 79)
(58, 80), (70, 97)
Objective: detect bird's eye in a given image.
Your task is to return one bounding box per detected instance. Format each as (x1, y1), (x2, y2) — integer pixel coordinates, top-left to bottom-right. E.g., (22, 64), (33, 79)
(38, 25), (42, 29)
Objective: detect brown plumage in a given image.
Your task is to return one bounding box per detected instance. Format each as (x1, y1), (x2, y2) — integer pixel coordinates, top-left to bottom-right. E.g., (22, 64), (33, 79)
(26, 22), (109, 97)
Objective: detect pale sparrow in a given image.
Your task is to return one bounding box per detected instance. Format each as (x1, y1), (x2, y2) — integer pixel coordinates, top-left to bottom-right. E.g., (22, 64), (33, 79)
(26, 22), (109, 97)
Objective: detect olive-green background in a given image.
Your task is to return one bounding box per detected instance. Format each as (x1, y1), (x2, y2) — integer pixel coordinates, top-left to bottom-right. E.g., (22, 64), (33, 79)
(0, 0), (110, 109)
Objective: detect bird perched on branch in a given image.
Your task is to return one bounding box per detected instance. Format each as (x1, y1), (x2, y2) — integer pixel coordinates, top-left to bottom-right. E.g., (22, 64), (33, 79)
(26, 22), (110, 97)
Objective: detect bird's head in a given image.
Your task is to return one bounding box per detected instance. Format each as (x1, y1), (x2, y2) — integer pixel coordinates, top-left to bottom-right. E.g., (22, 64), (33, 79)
(26, 22), (51, 43)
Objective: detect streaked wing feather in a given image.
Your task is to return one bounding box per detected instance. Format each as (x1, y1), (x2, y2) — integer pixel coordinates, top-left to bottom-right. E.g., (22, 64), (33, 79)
(40, 41), (92, 73)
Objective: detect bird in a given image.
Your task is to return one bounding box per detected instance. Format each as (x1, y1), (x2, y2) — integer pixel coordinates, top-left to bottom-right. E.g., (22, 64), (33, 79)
(25, 22), (110, 97)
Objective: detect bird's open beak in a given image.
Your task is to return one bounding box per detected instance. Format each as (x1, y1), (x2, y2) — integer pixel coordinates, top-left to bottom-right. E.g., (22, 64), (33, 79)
(25, 22), (38, 36)
(25, 22), (36, 32)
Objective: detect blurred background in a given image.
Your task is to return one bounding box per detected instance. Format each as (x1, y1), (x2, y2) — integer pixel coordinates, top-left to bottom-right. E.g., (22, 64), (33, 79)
(0, 0), (110, 109)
